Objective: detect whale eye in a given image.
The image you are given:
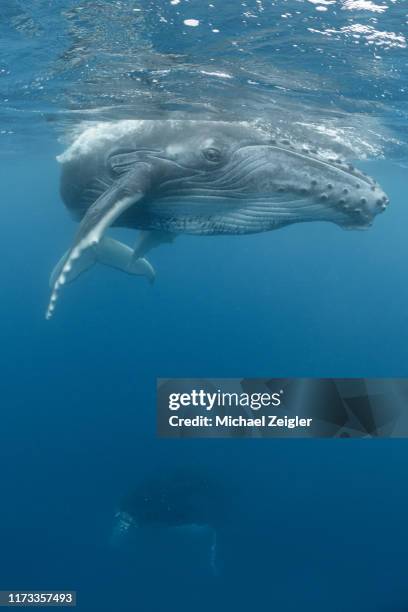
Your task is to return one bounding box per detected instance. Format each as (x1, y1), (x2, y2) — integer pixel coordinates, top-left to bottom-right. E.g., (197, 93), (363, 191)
(203, 147), (222, 163)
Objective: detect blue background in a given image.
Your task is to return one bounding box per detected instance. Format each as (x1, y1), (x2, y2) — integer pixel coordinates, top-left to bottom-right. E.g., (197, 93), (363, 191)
(0, 150), (407, 611)
(1, 0), (408, 609)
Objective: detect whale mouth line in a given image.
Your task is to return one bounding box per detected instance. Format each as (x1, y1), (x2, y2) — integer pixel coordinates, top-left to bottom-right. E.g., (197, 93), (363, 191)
(147, 153), (207, 175)
(154, 192), (336, 213)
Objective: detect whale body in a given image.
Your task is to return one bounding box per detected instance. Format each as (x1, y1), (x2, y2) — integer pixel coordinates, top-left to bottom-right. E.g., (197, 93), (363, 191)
(112, 469), (223, 574)
(47, 120), (389, 318)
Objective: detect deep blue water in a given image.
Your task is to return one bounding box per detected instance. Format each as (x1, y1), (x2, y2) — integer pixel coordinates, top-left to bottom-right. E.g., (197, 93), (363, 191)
(1, 1), (408, 611)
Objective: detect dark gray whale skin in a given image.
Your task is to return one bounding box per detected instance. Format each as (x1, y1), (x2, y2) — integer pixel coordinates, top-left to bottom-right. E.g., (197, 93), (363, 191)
(47, 119), (389, 318)
(60, 119), (389, 235)
(111, 469), (225, 574)
(116, 469), (224, 529)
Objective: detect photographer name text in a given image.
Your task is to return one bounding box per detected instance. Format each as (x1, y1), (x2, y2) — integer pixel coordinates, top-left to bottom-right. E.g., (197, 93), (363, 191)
(168, 414), (313, 429)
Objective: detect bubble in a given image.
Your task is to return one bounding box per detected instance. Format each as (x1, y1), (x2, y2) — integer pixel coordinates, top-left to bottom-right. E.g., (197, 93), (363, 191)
(184, 19), (200, 27)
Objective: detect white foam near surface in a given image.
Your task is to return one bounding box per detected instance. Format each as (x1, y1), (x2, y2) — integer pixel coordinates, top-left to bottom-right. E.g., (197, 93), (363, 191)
(341, 0), (388, 13)
(57, 119), (262, 164)
(57, 120), (147, 163)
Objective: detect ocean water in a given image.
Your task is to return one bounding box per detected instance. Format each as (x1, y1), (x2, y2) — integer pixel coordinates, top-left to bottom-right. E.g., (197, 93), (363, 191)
(1, 1), (408, 611)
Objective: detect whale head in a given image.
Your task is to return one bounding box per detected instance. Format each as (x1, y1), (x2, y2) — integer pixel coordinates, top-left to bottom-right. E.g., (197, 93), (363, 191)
(59, 120), (389, 234)
(131, 123), (389, 233)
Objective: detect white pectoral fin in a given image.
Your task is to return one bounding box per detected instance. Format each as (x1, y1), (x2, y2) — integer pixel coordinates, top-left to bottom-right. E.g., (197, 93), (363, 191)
(49, 237), (155, 290)
(96, 237), (155, 283)
(46, 164), (152, 320)
(49, 247), (97, 288)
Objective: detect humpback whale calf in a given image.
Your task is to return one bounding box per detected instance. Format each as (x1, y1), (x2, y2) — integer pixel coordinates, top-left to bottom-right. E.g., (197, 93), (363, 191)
(112, 469), (224, 574)
(47, 120), (389, 318)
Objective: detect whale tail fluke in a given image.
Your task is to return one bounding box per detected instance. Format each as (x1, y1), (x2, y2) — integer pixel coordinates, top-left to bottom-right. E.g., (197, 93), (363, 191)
(47, 236), (155, 316)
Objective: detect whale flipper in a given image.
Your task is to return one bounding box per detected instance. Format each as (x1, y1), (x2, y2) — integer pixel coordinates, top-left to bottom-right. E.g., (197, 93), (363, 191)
(46, 164), (152, 319)
(133, 230), (176, 260)
(50, 237), (155, 289)
(97, 237), (155, 282)
(49, 247), (96, 288)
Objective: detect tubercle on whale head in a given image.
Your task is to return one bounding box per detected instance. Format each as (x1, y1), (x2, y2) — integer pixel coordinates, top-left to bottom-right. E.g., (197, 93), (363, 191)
(218, 142), (390, 229)
(110, 136), (391, 232)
